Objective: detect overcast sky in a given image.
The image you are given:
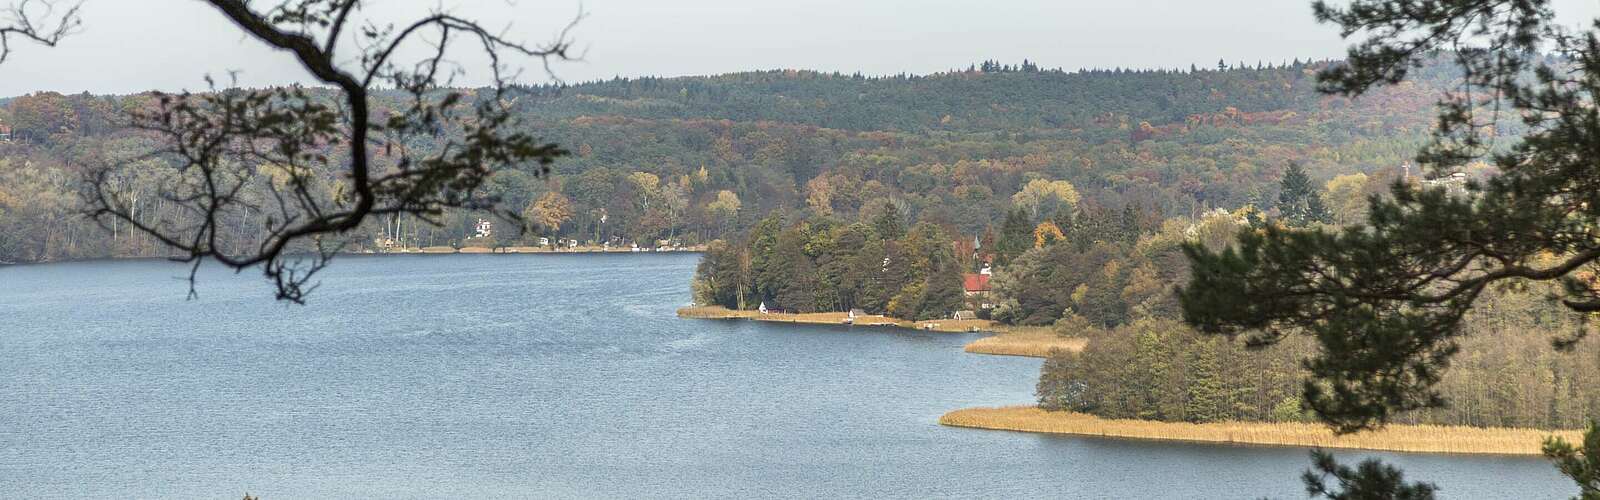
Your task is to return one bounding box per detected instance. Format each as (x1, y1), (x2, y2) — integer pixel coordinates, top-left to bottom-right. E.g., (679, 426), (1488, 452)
(2, 0), (1598, 96)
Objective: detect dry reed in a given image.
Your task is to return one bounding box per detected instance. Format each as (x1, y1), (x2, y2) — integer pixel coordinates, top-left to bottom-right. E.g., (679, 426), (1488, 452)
(676, 306), (985, 332)
(963, 329), (1087, 357)
(939, 406), (1580, 456)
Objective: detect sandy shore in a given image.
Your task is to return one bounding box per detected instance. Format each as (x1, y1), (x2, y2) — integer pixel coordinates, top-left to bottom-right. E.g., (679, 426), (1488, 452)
(939, 406), (1580, 456)
(677, 306), (1094, 352)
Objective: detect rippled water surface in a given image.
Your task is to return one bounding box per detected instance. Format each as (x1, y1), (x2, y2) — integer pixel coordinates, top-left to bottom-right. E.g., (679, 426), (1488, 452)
(0, 254), (1575, 498)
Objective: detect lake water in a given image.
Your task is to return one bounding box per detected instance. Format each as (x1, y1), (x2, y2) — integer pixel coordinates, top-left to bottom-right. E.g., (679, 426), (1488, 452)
(0, 254), (1575, 499)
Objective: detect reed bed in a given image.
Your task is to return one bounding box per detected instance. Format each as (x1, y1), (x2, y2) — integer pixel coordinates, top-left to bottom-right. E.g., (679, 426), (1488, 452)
(676, 306), (760, 319)
(896, 318), (990, 332)
(939, 406), (1580, 455)
(963, 329), (1087, 357)
(676, 306), (978, 331)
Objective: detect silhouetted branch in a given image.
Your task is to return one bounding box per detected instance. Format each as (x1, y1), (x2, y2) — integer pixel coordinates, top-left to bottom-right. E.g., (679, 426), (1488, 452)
(81, 0), (579, 302)
(0, 0), (80, 64)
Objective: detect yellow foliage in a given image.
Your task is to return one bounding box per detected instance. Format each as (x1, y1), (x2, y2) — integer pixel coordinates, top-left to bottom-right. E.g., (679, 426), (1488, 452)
(1033, 221), (1065, 248)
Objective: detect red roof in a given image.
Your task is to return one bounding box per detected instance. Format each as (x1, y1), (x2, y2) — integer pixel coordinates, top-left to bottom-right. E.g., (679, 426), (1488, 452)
(962, 273), (991, 293)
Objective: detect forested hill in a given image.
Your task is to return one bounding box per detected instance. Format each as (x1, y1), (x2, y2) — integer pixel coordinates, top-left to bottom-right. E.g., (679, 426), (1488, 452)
(0, 60), (1463, 263)
(512, 60), (1458, 134)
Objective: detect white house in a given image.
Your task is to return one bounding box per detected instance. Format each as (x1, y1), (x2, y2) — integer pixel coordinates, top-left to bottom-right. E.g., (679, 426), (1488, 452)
(473, 218), (493, 239)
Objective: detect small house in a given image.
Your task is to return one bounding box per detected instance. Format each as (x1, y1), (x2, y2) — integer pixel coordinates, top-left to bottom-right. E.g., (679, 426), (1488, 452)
(473, 218), (493, 239)
(962, 273), (991, 297)
(952, 310), (977, 321)
(963, 273), (995, 309)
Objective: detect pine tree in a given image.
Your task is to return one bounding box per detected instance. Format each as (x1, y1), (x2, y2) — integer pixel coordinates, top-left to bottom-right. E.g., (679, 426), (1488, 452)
(1303, 451), (1437, 499)
(1276, 162), (1330, 227)
(1182, 0), (1600, 436)
(769, 228), (819, 312)
(872, 201), (905, 240)
(854, 237), (891, 314)
(1184, 339), (1225, 423)
(1119, 202), (1142, 244)
(994, 209), (1032, 265)
(918, 259), (967, 320)
(747, 216), (783, 305)
(1543, 421), (1600, 499)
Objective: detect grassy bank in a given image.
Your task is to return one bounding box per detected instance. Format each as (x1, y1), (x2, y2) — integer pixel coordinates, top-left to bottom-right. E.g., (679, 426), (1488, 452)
(939, 406), (1580, 456)
(962, 328), (1086, 357)
(677, 306), (992, 332)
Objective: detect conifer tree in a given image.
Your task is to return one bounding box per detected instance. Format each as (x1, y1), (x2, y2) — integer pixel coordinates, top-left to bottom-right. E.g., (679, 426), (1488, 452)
(919, 259), (967, 320)
(1184, 339), (1225, 423)
(1543, 422), (1600, 499)
(994, 209), (1032, 265)
(1303, 450), (1437, 499)
(1183, 0), (1600, 493)
(872, 201), (906, 240)
(1276, 162), (1330, 227)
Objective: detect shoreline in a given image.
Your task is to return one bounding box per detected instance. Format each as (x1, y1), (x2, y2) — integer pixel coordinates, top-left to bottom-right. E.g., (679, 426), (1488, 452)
(677, 307), (1579, 457)
(939, 406), (1580, 456)
(367, 244), (708, 255)
(0, 246), (706, 268)
(677, 306), (1086, 355)
(677, 305), (991, 333)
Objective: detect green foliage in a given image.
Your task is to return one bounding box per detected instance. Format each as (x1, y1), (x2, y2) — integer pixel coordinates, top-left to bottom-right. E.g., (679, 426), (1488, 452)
(698, 214), (965, 319)
(990, 207), (1178, 327)
(1182, 0), (1599, 434)
(1037, 318), (1303, 423)
(872, 201), (906, 240)
(1038, 272), (1600, 429)
(1303, 450), (1437, 500)
(2, 59), (1452, 266)
(1277, 162), (1331, 226)
(1544, 421), (1600, 500)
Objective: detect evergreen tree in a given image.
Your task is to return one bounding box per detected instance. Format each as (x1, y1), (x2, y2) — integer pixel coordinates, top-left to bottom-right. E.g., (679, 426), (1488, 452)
(1303, 450), (1437, 500)
(1183, 0), (1600, 435)
(1119, 202), (1142, 244)
(872, 201), (906, 240)
(1276, 162), (1330, 227)
(854, 237), (892, 314)
(747, 216), (784, 305)
(994, 209), (1032, 265)
(1543, 422), (1600, 499)
(822, 223), (872, 311)
(768, 228), (819, 312)
(1184, 339), (1225, 423)
(918, 259), (967, 320)
(693, 240), (746, 309)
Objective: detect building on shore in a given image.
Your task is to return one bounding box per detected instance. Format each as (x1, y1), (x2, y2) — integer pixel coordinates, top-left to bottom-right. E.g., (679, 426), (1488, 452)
(962, 273), (994, 309)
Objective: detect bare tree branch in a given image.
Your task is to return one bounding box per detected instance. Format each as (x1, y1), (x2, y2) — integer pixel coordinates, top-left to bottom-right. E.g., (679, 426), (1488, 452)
(78, 0), (581, 302)
(0, 0), (81, 64)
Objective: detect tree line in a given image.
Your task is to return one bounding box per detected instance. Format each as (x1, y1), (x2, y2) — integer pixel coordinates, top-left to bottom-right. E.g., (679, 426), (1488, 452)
(693, 203), (969, 320)
(0, 59), (1465, 265)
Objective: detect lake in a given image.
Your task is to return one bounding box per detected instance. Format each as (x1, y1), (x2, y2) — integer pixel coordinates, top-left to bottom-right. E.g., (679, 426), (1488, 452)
(0, 254), (1575, 498)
